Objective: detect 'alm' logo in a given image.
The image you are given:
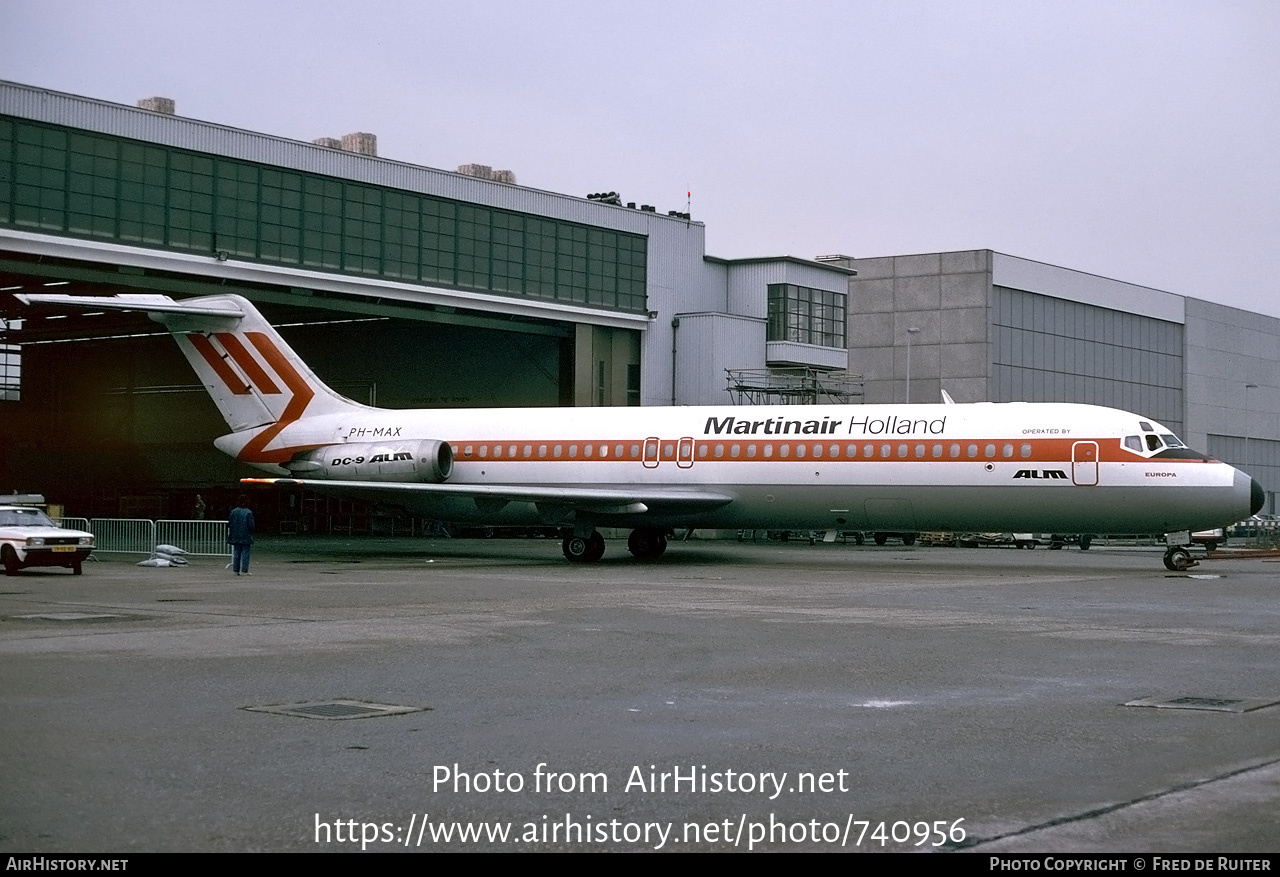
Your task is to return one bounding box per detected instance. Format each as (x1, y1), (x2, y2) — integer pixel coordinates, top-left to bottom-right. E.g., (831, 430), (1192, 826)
(1014, 469), (1068, 480)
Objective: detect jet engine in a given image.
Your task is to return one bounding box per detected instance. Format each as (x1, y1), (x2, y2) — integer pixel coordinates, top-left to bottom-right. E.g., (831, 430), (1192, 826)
(285, 440), (454, 483)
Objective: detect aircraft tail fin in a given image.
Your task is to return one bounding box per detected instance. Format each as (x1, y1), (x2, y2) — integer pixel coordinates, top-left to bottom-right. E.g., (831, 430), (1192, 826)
(18, 293), (363, 437)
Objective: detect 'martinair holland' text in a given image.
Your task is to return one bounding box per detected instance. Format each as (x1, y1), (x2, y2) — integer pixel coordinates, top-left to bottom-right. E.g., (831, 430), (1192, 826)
(703, 414), (947, 437)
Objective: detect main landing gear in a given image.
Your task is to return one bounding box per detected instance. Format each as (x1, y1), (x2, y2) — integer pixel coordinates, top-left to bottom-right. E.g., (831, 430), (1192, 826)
(561, 527), (671, 563)
(562, 530), (605, 563)
(626, 527), (668, 561)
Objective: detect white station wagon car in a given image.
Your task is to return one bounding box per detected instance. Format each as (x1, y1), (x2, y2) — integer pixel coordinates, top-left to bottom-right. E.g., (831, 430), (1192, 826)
(0, 506), (95, 575)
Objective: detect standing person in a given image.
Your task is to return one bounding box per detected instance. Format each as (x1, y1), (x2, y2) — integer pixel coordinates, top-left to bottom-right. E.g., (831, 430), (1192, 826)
(227, 495), (255, 576)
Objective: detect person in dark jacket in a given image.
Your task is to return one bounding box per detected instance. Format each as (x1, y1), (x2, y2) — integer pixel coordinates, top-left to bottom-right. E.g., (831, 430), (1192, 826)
(227, 495), (255, 576)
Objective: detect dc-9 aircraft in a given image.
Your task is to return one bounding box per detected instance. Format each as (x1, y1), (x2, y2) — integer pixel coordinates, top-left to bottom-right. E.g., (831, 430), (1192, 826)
(21, 293), (1263, 570)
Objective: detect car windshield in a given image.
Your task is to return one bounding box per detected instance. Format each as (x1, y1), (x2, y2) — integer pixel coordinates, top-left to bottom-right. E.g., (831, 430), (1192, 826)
(0, 508), (57, 527)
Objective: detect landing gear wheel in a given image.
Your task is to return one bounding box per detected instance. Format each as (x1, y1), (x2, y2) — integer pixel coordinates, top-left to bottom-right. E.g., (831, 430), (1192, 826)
(901, 533), (917, 546)
(2, 545), (19, 576)
(873, 533), (888, 546)
(1080, 535), (1093, 551)
(562, 530), (606, 563)
(627, 528), (668, 560)
(1163, 546), (1193, 572)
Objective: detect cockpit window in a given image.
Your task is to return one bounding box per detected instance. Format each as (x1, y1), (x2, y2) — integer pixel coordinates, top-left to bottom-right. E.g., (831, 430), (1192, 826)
(1139, 421), (1154, 432)
(1124, 435), (1143, 453)
(1160, 433), (1186, 449)
(1145, 435), (1162, 452)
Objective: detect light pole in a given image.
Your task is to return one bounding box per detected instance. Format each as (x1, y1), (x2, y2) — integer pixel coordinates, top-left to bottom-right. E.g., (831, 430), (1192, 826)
(905, 326), (920, 404)
(1245, 383), (1258, 472)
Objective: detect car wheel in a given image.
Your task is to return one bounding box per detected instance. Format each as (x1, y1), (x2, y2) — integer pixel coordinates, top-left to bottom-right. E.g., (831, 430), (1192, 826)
(2, 545), (20, 576)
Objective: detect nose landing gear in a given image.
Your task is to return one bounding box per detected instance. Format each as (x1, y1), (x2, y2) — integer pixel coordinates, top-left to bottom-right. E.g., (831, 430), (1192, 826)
(1162, 545), (1195, 572)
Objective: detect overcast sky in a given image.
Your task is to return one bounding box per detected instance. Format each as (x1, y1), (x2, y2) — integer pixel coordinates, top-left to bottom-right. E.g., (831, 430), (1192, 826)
(2, 1), (1277, 315)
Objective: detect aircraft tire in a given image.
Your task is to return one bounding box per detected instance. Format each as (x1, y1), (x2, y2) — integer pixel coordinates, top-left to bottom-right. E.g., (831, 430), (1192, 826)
(873, 533), (888, 546)
(1080, 535), (1093, 550)
(563, 531), (606, 563)
(901, 533), (917, 546)
(627, 528), (668, 560)
(1163, 547), (1192, 572)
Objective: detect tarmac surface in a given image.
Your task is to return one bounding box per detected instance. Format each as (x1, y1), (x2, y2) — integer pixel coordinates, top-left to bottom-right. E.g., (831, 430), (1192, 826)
(1, 535), (1279, 853)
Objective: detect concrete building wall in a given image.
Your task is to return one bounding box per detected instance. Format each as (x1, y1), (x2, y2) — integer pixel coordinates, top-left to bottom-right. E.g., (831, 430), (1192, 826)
(1184, 297), (1280, 506)
(845, 250), (990, 404)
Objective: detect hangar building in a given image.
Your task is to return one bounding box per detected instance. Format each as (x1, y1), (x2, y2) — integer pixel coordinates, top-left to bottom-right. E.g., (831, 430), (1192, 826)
(829, 250), (1279, 513)
(0, 81), (852, 519)
(1, 81), (1275, 520)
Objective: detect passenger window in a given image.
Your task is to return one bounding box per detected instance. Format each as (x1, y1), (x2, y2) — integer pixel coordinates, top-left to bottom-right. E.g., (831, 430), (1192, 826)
(932, 444), (943, 458)
(715, 444), (725, 458)
(747, 443), (757, 458)
(864, 444), (875, 457)
(1020, 443), (1032, 458)
(984, 443), (996, 458)
(880, 444), (891, 458)
(967, 444), (978, 458)
(915, 444), (926, 458)
(463, 445), (474, 457)
(553, 444), (562, 458)
(950, 444), (961, 458)
(730, 444), (740, 458)
(796, 444), (807, 458)
(522, 444), (532, 458)
(829, 443), (839, 457)
(662, 443), (674, 459)
(812, 443), (823, 458)
(847, 444), (858, 457)
(780, 444), (791, 458)
(1002, 443), (1014, 458)
(764, 444), (774, 458)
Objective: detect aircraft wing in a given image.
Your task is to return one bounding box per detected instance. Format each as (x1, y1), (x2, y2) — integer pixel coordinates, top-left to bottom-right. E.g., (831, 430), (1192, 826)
(242, 477), (735, 516)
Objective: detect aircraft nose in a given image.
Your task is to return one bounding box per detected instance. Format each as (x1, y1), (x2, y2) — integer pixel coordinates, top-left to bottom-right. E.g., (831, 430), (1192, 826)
(1252, 477), (1266, 516)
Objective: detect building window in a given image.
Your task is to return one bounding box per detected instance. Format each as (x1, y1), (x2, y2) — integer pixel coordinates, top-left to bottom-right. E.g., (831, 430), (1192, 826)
(0, 117), (649, 314)
(767, 283), (846, 347)
(0, 339), (20, 401)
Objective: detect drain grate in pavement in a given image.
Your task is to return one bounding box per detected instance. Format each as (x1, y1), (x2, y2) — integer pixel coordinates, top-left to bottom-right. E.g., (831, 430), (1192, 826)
(12, 612), (127, 621)
(242, 699), (428, 720)
(1124, 695), (1280, 713)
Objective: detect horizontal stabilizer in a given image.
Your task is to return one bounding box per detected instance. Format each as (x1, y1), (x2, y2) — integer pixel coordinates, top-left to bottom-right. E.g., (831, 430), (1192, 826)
(16, 293), (245, 320)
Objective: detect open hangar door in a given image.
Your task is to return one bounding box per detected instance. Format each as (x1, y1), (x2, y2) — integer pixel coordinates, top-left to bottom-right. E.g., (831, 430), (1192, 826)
(1, 270), (577, 520)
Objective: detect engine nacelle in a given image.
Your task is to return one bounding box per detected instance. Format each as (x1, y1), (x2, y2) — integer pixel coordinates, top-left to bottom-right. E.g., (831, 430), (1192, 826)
(285, 439), (454, 483)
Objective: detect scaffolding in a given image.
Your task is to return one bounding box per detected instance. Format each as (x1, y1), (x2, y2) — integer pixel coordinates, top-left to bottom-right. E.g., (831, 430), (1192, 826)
(725, 367), (864, 405)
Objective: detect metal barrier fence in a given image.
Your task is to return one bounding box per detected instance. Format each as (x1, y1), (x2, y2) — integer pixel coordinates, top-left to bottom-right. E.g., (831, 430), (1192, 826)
(88, 518), (156, 554)
(54, 517), (91, 533)
(156, 520), (231, 556)
(81, 518), (231, 556)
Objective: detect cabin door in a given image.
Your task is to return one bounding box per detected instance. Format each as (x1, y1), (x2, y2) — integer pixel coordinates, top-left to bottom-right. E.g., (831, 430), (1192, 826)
(677, 437), (695, 469)
(1072, 441), (1099, 486)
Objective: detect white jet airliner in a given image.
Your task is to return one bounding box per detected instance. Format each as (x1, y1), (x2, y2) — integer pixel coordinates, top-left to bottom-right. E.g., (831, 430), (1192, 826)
(20, 293), (1263, 570)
